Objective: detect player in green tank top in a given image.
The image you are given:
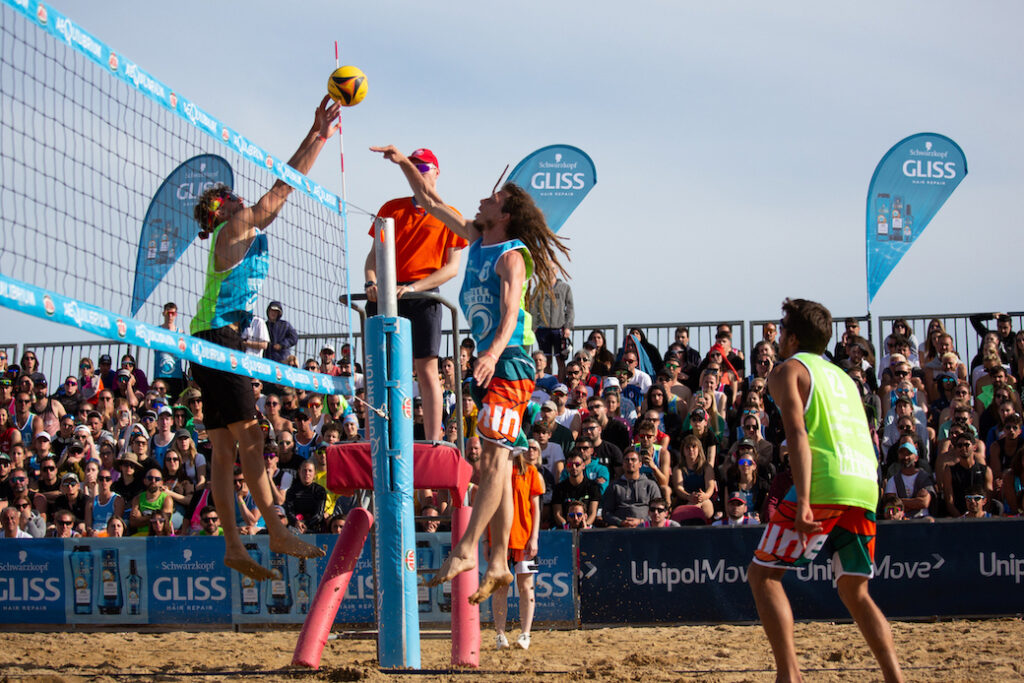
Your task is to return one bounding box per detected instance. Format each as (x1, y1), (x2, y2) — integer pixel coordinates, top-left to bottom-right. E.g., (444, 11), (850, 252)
(189, 97), (340, 582)
(748, 298), (904, 683)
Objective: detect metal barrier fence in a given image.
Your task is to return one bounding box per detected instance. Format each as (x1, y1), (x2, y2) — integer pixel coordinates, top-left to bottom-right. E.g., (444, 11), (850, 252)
(9, 311), (1021, 389)
(622, 321), (746, 367)
(876, 312), (1024, 367)
(572, 324), (619, 360)
(750, 314), (872, 358)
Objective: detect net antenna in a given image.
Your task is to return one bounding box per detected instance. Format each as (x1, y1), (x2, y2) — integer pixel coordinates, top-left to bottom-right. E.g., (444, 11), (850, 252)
(491, 163), (510, 195)
(336, 40), (356, 406)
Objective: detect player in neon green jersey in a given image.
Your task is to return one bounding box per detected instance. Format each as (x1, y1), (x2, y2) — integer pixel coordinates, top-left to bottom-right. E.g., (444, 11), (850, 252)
(190, 97), (340, 580)
(748, 298), (903, 683)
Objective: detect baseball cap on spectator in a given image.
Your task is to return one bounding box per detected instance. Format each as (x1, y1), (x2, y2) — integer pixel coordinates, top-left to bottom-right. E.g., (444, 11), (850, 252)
(530, 389), (551, 404)
(31, 372), (47, 386)
(728, 491), (746, 504)
(99, 354), (112, 365)
(74, 425), (91, 437)
(157, 405), (173, 417)
(541, 400), (557, 413)
(267, 302), (283, 312)
(409, 148), (439, 170)
(613, 362), (630, 375)
(552, 383), (569, 396)
(321, 345), (335, 355)
(895, 396), (914, 407)
(174, 428), (192, 441)
(898, 442), (918, 455)
(117, 369), (132, 379)
(343, 414), (359, 425)
(35, 431), (51, 442)
(737, 438), (756, 450)
(67, 441), (86, 454)
(601, 377), (621, 393)
(61, 472), (79, 485)
(690, 408), (708, 421)
(0, 452), (11, 463)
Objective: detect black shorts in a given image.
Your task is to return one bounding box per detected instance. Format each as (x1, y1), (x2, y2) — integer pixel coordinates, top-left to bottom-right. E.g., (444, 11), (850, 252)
(366, 284), (442, 359)
(535, 327), (562, 357)
(190, 326), (259, 430)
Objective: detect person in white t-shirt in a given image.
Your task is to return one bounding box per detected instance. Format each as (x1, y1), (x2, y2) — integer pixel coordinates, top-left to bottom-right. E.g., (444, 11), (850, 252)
(549, 383), (581, 438)
(530, 421), (564, 481)
(241, 315), (270, 356)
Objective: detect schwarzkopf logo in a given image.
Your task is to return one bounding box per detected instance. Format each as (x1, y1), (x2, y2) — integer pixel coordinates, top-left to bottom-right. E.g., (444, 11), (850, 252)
(538, 155), (578, 170)
(908, 141), (948, 159)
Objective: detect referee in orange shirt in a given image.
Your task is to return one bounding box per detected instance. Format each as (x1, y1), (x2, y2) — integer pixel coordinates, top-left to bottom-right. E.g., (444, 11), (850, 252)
(365, 148), (467, 441)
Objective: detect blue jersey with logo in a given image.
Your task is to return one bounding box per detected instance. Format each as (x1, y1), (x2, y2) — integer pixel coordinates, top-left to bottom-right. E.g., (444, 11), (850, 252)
(459, 238), (535, 351)
(191, 223), (269, 334)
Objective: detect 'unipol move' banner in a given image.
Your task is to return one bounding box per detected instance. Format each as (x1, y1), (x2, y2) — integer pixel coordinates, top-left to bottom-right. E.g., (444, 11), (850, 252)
(131, 155), (233, 316)
(507, 145), (596, 233)
(866, 133), (967, 306)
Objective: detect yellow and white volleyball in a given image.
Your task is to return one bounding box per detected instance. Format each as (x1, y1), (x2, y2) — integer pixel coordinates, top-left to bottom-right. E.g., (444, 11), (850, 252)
(327, 65), (368, 107)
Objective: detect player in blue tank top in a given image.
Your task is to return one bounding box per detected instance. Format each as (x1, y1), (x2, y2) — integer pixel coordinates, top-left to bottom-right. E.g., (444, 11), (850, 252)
(371, 144), (570, 605)
(188, 97), (340, 581)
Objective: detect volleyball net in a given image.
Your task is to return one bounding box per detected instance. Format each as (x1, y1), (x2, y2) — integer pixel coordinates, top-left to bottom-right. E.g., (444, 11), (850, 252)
(0, 0), (355, 393)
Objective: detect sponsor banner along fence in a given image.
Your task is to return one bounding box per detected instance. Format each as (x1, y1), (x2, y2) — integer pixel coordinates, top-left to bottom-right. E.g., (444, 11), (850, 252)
(3, 523), (1020, 627)
(0, 530), (576, 627)
(579, 520), (1024, 624)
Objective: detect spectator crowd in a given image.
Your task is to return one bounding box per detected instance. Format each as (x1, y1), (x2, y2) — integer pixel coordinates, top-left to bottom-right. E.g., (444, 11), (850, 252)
(2, 307), (1022, 540)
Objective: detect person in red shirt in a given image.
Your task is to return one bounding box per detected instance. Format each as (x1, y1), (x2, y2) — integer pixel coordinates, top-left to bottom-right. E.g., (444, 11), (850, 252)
(365, 148), (467, 441)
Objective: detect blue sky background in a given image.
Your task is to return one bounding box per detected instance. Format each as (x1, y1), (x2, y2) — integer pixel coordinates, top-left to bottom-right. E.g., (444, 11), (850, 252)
(7, 1), (1024, 344)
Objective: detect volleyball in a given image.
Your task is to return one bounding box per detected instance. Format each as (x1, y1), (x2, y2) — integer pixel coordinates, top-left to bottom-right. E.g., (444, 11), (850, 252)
(327, 65), (368, 106)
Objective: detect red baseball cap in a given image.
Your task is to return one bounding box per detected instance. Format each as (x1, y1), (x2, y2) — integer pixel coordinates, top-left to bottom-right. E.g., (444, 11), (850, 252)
(409, 148), (439, 170)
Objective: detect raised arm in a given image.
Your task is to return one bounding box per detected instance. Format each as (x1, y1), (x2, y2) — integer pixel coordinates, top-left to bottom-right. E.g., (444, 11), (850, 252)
(369, 145), (479, 242)
(228, 97), (341, 236)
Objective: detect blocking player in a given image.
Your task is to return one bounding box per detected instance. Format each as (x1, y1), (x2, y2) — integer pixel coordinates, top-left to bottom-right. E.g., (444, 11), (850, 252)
(747, 298), (903, 683)
(371, 144), (569, 604)
(190, 97), (339, 579)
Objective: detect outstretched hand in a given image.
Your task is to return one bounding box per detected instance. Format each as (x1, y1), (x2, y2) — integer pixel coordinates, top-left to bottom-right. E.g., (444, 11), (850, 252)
(315, 96), (342, 140)
(370, 145), (408, 165)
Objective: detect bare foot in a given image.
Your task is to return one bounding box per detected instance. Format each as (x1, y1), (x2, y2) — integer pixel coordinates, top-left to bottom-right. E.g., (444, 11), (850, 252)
(468, 568), (513, 605)
(224, 548), (279, 581)
(270, 532), (326, 559)
(426, 552), (477, 588)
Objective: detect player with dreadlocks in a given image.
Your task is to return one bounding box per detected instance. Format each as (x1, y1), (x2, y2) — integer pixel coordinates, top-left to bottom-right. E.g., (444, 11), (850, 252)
(371, 144), (569, 604)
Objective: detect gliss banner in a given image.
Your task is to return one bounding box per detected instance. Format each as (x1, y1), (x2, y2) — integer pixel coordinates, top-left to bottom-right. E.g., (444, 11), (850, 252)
(507, 145), (597, 233)
(131, 155), (233, 316)
(866, 133), (967, 306)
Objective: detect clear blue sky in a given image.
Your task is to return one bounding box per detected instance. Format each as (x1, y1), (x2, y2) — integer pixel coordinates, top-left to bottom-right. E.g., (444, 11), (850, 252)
(7, 1), (1024, 344)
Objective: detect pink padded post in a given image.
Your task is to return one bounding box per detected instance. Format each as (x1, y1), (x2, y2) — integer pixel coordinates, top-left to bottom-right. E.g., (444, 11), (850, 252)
(316, 441), (480, 668)
(324, 442), (473, 507)
(292, 507), (373, 669)
(450, 505), (480, 667)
